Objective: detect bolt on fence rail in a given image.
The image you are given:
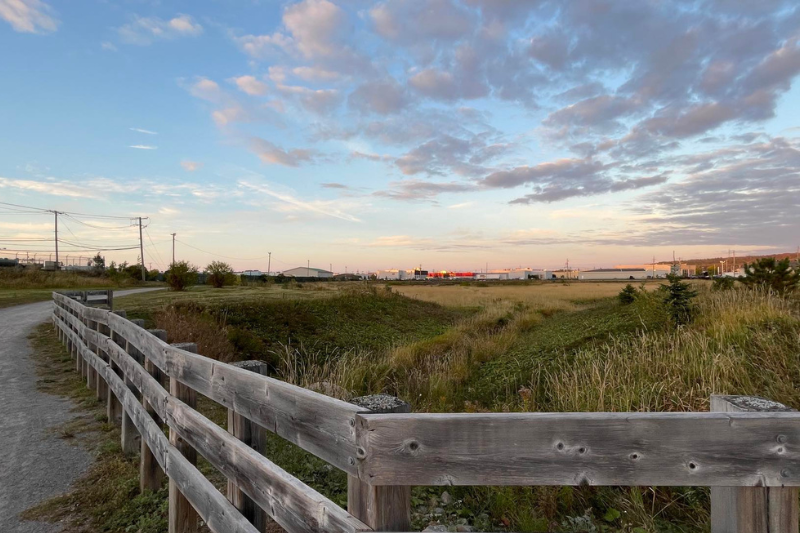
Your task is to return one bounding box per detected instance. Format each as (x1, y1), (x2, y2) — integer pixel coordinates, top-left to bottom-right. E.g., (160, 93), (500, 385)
(52, 291), (800, 533)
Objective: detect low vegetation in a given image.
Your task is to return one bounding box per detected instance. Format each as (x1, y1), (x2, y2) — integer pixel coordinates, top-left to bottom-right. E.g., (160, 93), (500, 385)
(205, 260), (235, 288)
(165, 260), (198, 291)
(0, 268), (155, 308)
(30, 277), (800, 532)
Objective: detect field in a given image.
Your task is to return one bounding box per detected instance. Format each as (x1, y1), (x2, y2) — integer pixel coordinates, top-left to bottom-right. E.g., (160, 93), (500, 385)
(0, 268), (159, 308)
(29, 280), (800, 532)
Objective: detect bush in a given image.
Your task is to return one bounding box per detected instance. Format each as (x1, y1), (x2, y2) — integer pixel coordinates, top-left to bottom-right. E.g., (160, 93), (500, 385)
(619, 284), (638, 304)
(165, 261), (198, 291)
(740, 257), (799, 294)
(712, 276), (735, 291)
(659, 274), (698, 325)
(205, 261), (235, 288)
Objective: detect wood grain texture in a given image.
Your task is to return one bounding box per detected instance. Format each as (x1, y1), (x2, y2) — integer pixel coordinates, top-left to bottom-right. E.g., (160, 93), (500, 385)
(356, 412), (800, 487)
(169, 343), (199, 533)
(59, 326), (260, 533)
(227, 361), (269, 533)
(710, 395), (799, 533)
(103, 338), (369, 533)
(107, 313), (366, 475)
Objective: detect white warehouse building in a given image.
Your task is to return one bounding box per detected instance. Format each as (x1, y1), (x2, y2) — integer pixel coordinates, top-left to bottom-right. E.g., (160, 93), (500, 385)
(376, 269), (414, 280)
(282, 267), (333, 278)
(579, 268), (649, 281)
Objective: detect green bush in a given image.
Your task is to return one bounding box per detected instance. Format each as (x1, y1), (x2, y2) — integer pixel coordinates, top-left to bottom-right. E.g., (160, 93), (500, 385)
(618, 284), (638, 304)
(712, 276), (735, 291)
(740, 257), (799, 293)
(659, 274), (698, 326)
(205, 261), (236, 288)
(165, 261), (198, 291)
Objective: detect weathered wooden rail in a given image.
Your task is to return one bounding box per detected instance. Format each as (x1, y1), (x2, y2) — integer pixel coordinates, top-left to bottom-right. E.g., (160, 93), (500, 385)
(51, 291), (800, 533)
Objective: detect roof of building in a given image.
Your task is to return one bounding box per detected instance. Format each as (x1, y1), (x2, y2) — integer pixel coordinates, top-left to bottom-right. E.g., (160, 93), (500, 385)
(583, 268), (647, 272)
(283, 267), (333, 274)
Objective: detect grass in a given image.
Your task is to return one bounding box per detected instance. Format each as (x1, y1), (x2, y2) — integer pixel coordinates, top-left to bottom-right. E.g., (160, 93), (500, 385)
(0, 268), (160, 308)
(21, 323), (170, 533)
(32, 281), (800, 532)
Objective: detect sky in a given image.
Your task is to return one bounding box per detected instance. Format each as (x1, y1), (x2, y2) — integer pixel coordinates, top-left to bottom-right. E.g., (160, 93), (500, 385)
(1, 0), (799, 273)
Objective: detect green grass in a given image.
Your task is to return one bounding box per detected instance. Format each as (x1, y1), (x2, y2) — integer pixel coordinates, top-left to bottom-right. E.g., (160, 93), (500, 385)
(21, 323), (170, 533)
(32, 283), (800, 532)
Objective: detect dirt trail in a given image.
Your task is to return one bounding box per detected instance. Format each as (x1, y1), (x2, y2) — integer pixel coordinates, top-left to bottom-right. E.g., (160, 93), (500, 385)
(0, 289), (161, 532)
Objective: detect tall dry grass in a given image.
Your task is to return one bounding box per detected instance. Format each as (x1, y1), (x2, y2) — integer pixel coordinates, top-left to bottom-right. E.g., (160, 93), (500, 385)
(392, 281), (665, 310)
(0, 268), (120, 289)
(527, 288), (800, 413)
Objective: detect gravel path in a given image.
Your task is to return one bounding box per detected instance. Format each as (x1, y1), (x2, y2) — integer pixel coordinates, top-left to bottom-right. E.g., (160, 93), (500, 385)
(0, 289), (162, 532)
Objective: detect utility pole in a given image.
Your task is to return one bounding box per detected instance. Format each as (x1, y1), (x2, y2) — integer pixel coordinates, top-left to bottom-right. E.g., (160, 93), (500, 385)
(267, 252), (271, 276)
(53, 210), (59, 270)
(138, 217), (146, 281)
(171, 233), (176, 265)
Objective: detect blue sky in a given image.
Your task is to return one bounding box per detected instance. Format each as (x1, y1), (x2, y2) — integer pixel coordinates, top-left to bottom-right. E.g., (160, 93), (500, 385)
(1, 0), (799, 273)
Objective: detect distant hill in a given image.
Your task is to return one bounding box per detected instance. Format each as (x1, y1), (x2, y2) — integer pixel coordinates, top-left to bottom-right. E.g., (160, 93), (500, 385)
(659, 251), (799, 266)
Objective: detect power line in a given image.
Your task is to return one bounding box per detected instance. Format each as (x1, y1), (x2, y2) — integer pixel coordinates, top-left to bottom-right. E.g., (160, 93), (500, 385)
(0, 201), (134, 220)
(144, 227), (166, 270)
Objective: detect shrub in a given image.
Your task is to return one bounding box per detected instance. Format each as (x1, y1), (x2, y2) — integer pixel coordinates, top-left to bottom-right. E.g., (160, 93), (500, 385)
(659, 274), (698, 326)
(619, 284), (638, 304)
(205, 261), (235, 288)
(165, 261), (198, 291)
(740, 257), (799, 294)
(712, 276), (735, 291)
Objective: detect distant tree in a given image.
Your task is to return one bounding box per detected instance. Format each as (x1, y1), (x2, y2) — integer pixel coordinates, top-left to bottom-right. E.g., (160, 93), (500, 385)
(206, 261), (235, 288)
(166, 261), (198, 291)
(619, 284), (638, 304)
(712, 276), (735, 291)
(90, 253), (105, 273)
(660, 274), (698, 326)
(740, 257), (799, 294)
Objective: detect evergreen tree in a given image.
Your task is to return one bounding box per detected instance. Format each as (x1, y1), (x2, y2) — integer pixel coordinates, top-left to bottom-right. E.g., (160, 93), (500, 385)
(660, 274), (698, 325)
(740, 257), (799, 293)
(619, 284), (638, 304)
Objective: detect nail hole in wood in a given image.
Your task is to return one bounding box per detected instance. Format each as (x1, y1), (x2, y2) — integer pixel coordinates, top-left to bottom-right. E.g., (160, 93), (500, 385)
(689, 462), (697, 470)
(408, 441), (419, 451)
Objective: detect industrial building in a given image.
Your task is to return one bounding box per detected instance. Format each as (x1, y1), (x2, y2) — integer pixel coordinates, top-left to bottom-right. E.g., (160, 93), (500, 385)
(282, 267), (333, 278)
(579, 268), (649, 280)
(376, 269), (414, 280)
(615, 263), (692, 277)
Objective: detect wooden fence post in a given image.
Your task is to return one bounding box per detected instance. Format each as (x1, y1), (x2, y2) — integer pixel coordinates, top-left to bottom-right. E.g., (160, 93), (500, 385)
(348, 394), (412, 532)
(169, 342), (199, 533)
(140, 329), (168, 493)
(95, 322), (109, 403)
(121, 318), (145, 455)
(107, 289), (113, 310)
(710, 395), (799, 533)
(106, 310), (127, 425)
(227, 360), (269, 533)
(86, 319), (96, 390)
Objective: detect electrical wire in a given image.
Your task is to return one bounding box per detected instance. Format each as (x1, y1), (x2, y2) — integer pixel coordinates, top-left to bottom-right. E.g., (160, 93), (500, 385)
(62, 214), (136, 230)
(144, 227), (166, 269)
(0, 201), (137, 220)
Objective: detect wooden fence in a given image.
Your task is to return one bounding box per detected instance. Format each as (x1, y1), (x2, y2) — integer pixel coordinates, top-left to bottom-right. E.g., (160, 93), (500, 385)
(51, 291), (800, 533)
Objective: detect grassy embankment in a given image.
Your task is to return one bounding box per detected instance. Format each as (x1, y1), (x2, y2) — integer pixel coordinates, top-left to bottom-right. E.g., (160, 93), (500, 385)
(25, 281), (800, 532)
(0, 268), (160, 308)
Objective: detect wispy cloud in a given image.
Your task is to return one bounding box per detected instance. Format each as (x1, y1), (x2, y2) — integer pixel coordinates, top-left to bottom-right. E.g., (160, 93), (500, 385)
(239, 180), (361, 223)
(130, 127), (157, 135)
(129, 145), (157, 150)
(118, 14), (202, 45)
(0, 176), (101, 199)
(180, 160), (203, 172)
(0, 0), (58, 33)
